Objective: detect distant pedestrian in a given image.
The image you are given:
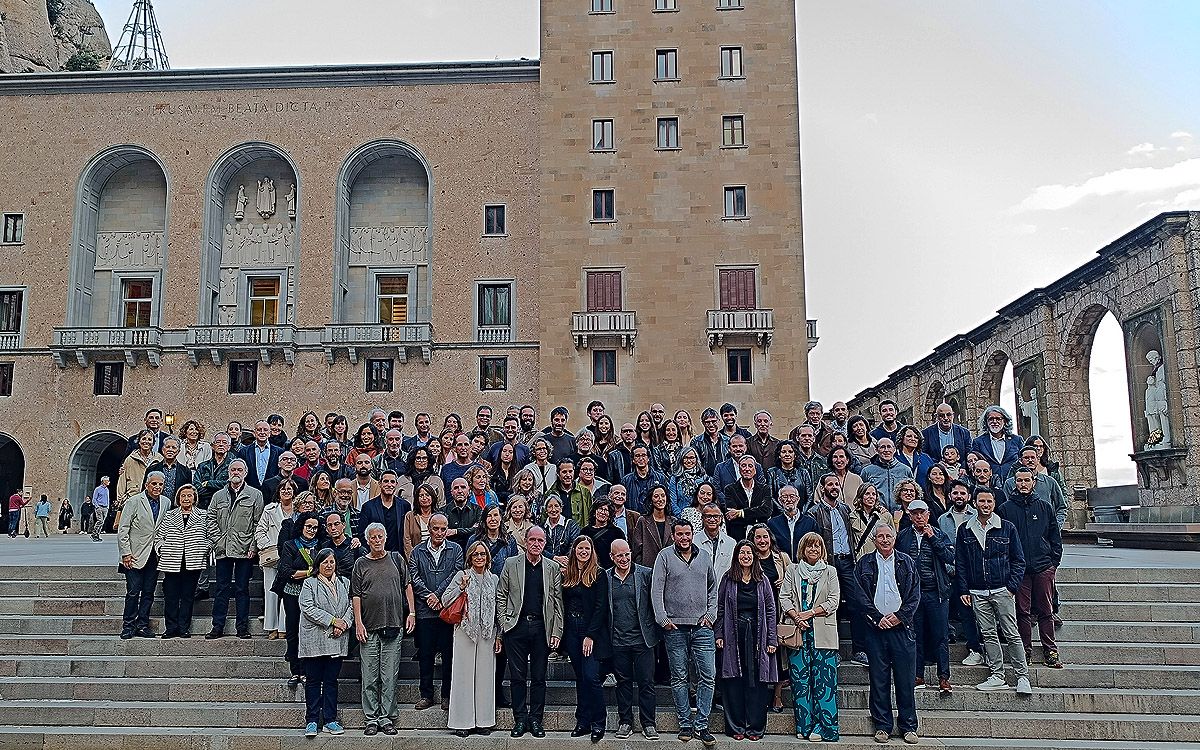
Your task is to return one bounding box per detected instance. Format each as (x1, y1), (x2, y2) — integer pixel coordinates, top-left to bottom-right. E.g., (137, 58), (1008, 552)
(57, 498), (74, 533)
(34, 496), (51, 538)
(7, 492), (28, 538)
(91, 477), (111, 540)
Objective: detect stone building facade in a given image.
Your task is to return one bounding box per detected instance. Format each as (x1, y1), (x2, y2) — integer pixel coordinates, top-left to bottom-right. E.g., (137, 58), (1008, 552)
(0, 0), (813, 504)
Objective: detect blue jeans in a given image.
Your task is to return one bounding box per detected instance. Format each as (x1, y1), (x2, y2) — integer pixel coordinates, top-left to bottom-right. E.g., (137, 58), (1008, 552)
(663, 625), (715, 732)
(7, 510), (19, 536)
(914, 592), (950, 680)
(211, 557), (254, 633)
(864, 624), (918, 734)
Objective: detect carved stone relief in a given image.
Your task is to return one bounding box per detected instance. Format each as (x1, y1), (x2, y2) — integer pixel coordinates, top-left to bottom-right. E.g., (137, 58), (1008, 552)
(223, 223), (295, 267)
(235, 186), (248, 221)
(95, 231), (164, 270)
(348, 226), (429, 266)
(256, 177), (276, 219)
(285, 183), (296, 219)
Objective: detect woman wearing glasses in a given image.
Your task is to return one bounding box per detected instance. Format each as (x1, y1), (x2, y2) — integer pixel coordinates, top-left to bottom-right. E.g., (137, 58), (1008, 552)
(444, 540), (502, 737)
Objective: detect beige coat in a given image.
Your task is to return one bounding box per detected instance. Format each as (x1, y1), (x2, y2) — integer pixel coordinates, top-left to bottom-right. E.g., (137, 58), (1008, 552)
(496, 554), (563, 643)
(778, 561), (841, 651)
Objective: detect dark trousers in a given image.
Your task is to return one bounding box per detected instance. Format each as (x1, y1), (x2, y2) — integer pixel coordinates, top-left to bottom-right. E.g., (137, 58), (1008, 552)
(914, 592), (950, 680)
(303, 655), (343, 725)
(505, 617), (549, 723)
(7, 510), (19, 536)
(832, 556), (866, 653)
(161, 569), (200, 636)
(211, 557), (254, 633)
(122, 554), (158, 633)
(564, 623), (606, 731)
(611, 642), (657, 728)
(950, 595), (980, 651)
(415, 617), (454, 701)
(864, 624), (918, 734)
(1017, 568), (1057, 652)
(282, 592), (302, 676)
(721, 617), (769, 736)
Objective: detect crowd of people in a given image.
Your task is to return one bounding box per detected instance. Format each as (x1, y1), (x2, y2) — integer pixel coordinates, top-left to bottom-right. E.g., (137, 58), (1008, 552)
(97, 398), (1067, 744)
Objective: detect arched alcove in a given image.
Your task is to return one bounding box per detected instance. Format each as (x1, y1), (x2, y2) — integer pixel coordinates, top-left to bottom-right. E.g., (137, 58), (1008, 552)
(1091, 313), (1136, 486)
(1060, 300), (1124, 488)
(66, 431), (127, 530)
(923, 380), (946, 425)
(333, 141), (433, 324)
(0, 433), (25, 535)
(68, 145), (169, 327)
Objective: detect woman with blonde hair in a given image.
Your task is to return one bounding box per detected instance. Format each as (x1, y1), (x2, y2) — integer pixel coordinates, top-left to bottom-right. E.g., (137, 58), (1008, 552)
(778, 532), (840, 742)
(443, 539), (501, 736)
(562, 536), (610, 741)
(153, 484), (210, 639)
(850, 483), (896, 560)
(503, 494), (534, 552)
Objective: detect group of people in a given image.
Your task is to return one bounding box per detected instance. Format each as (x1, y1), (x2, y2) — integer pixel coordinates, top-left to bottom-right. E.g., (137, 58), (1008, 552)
(101, 398), (1067, 744)
(4, 493), (73, 538)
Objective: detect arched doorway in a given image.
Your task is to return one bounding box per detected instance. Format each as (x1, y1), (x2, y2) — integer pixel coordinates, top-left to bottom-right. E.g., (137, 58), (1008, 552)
(1090, 313), (1136, 486)
(1061, 300), (1128, 489)
(0, 433), (25, 535)
(67, 431), (127, 531)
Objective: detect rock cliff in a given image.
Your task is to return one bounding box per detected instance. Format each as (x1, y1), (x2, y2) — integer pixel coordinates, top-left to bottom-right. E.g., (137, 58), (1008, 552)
(0, 0), (112, 73)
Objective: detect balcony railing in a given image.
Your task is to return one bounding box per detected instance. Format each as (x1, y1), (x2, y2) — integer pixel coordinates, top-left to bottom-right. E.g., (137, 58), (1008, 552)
(706, 308), (774, 350)
(807, 318), (819, 352)
(322, 322), (433, 364)
(571, 311), (638, 350)
(186, 325), (297, 366)
(476, 325), (513, 344)
(52, 327), (163, 368)
(0, 332), (21, 351)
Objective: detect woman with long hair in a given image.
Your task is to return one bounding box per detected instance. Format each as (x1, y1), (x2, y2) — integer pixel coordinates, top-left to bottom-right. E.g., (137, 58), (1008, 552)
(768, 441), (810, 513)
(634, 410), (658, 450)
(468, 505), (513, 708)
(580, 500), (625, 570)
(489, 443), (520, 505)
(426, 435), (445, 466)
(653, 420), (685, 477)
(541, 495), (582, 566)
(308, 472), (334, 510)
(437, 429), (458, 468)
(714, 540), (778, 741)
(630, 484), (673, 568)
(443, 413), (464, 435)
(779, 532), (840, 742)
(399, 446), (445, 508)
(465, 466), (499, 510)
(403, 484), (438, 558)
(443, 540), (501, 737)
(1026, 435), (1067, 493)
(178, 420), (212, 470)
(923, 463), (951, 521)
(298, 548), (353, 737)
(562, 536), (611, 742)
(893, 478), (923, 529)
(850, 484), (895, 560)
(679, 480), (721, 538)
(673, 409), (696, 445)
(347, 423), (380, 465)
(594, 414), (619, 464)
(295, 411), (324, 444)
(669, 447), (711, 518)
(274, 511), (322, 690)
(153, 484), (210, 639)
(896, 425), (934, 488)
(509, 468), (543, 520)
(749, 522), (792, 712)
(825, 446), (863, 501)
(329, 415), (350, 453)
(845, 416), (877, 470)
(503, 495), (534, 552)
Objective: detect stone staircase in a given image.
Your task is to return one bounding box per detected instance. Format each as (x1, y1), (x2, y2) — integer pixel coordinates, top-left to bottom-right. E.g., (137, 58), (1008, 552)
(1, 559), (1200, 749)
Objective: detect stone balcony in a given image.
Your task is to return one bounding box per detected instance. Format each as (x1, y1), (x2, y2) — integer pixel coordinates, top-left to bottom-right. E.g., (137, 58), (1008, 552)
(571, 311), (637, 350)
(807, 318), (819, 352)
(186, 325), (297, 366)
(322, 322), (433, 364)
(706, 308), (774, 350)
(0, 332), (21, 351)
(52, 327), (163, 368)
(476, 324), (513, 344)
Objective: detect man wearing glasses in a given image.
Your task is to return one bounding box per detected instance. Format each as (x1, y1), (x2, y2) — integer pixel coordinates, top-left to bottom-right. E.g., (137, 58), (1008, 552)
(689, 408), (730, 476)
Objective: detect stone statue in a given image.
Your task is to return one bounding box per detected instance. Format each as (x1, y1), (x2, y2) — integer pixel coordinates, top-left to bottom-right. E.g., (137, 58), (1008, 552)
(285, 183), (296, 219)
(1018, 385), (1040, 438)
(234, 185), (248, 221)
(256, 177), (276, 219)
(1144, 349), (1171, 450)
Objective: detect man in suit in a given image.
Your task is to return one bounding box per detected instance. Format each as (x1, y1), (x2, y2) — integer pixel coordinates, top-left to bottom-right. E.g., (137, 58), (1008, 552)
(921, 403), (972, 470)
(853, 524), (921, 745)
(497, 526), (564, 739)
(721, 454), (772, 541)
(767, 485), (818, 561)
(607, 539), (662, 740)
(117, 471), (170, 638)
(237, 420), (282, 491)
(970, 406), (1024, 482)
(713, 435), (764, 506)
(126, 408), (171, 455)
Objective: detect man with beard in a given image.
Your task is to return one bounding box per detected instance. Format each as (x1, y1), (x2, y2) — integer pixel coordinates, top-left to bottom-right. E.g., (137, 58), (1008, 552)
(970, 405), (1024, 481)
(518, 405), (540, 447)
(808, 473), (864, 663)
(869, 400), (903, 446)
(937, 479), (982, 666)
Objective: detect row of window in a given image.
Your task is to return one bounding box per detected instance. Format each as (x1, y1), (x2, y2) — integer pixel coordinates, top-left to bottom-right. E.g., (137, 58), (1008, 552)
(591, 46), (744, 83)
(592, 0), (744, 10)
(591, 114), (745, 151)
(590, 185), (747, 222)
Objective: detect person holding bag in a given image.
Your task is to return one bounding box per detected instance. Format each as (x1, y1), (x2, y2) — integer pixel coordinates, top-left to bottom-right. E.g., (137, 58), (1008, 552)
(298, 548), (353, 737)
(442, 540), (501, 736)
(275, 511), (322, 689)
(779, 532), (841, 742)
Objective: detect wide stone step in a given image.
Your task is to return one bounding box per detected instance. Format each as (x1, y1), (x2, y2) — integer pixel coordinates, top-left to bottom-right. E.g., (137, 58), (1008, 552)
(0, 595), (266, 616)
(1050, 620), (1200, 643)
(1058, 601), (1197, 623)
(1056, 567), (1200, 584)
(0, 615), (271, 636)
(1057, 582), (1200, 603)
(0, 580), (265, 598)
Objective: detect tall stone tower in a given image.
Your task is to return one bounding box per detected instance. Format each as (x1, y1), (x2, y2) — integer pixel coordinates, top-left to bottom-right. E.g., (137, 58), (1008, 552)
(538, 0), (810, 423)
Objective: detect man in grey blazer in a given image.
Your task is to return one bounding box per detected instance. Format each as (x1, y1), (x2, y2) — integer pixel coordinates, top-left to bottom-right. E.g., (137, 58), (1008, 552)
(496, 526), (563, 739)
(117, 471), (169, 639)
(608, 539), (661, 740)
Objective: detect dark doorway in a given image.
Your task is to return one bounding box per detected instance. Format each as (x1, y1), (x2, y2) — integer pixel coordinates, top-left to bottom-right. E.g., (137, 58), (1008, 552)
(0, 433), (25, 535)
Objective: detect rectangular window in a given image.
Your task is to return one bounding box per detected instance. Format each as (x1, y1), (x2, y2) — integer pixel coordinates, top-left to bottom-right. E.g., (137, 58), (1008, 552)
(477, 283), (512, 328)
(377, 275), (409, 324)
(657, 117), (680, 149)
(591, 0), (613, 11)
(717, 0), (743, 8)
(480, 357), (508, 391)
(727, 348), (752, 383)
(720, 46), (744, 78)
(484, 204), (506, 236)
(719, 267), (757, 310)
(655, 49), (678, 80)
(366, 358), (394, 393)
(592, 189), (616, 222)
(722, 115), (746, 147)
(1, 214), (22, 245)
(724, 186), (747, 218)
(593, 350), (617, 385)
(0, 290), (22, 333)
(586, 271), (623, 312)
(247, 277), (280, 326)
(654, 0), (677, 9)
(592, 119), (614, 151)
(228, 360), (258, 394)
(591, 51), (614, 82)
(121, 278), (153, 328)
(94, 362), (124, 396)
(0, 363), (12, 397)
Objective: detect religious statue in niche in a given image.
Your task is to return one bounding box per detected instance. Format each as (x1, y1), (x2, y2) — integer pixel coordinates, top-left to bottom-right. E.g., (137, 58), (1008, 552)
(285, 183), (296, 219)
(1013, 355), (1047, 440)
(234, 185), (248, 221)
(1144, 350), (1172, 450)
(256, 177), (276, 219)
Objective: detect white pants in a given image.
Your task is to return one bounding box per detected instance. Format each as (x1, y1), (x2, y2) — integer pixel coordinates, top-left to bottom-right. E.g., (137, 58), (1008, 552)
(261, 566), (282, 632)
(447, 627), (497, 730)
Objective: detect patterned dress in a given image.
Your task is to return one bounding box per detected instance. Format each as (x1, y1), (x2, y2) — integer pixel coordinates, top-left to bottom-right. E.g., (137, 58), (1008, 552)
(788, 577), (840, 740)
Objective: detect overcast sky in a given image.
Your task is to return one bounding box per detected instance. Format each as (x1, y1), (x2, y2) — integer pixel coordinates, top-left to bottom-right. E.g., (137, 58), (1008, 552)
(94, 0), (1200, 484)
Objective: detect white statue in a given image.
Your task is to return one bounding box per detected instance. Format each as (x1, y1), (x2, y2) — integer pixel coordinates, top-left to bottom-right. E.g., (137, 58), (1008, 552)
(285, 183), (296, 219)
(1144, 349), (1171, 450)
(1018, 385), (1040, 438)
(234, 185), (248, 221)
(256, 177), (276, 219)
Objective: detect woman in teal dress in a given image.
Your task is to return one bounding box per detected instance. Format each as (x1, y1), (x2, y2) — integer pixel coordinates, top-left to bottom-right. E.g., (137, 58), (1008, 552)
(778, 531), (841, 742)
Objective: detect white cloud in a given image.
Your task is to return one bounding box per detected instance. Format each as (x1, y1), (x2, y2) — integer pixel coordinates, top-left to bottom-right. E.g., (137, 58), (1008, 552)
(1012, 223), (1038, 235)
(1171, 131), (1193, 140)
(1127, 142), (1158, 156)
(1010, 158), (1200, 213)
(1171, 187), (1200, 208)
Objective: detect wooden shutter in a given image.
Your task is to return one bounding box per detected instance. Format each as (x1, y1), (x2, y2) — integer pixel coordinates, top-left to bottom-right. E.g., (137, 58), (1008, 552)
(718, 268), (756, 310)
(586, 271), (622, 312)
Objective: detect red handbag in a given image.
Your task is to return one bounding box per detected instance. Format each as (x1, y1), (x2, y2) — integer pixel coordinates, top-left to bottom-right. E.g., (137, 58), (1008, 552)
(440, 591), (467, 625)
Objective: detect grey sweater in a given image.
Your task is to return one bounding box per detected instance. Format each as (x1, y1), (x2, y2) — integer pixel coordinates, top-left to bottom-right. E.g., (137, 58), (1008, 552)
(650, 544), (718, 627)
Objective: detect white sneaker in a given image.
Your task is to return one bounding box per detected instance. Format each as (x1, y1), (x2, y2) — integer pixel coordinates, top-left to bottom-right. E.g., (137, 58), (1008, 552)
(962, 651), (984, 666)
(603, 674), (617, 687)
(975, 675), (1008, 691)
(1015, 677), (1033, 695)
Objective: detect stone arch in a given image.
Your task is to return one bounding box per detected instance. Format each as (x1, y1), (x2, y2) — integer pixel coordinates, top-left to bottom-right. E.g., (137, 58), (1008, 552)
(68, 145), (170, 326)
(1059, 297), (1128, 489)
(66, 431), (127, 521)
(0, 433), (25, 535)
(978, 347), (1011, 415)
(924, 380), (946, 425)
(332, 140), (434, 323)
(199, 142), (301, 326)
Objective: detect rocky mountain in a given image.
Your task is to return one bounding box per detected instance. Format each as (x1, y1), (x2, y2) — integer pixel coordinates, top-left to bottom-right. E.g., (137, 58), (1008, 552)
(0, 0), (112, 73)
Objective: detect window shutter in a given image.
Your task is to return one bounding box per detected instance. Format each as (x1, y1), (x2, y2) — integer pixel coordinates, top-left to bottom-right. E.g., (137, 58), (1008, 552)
(586, 271), (622, 312)
(719, 268), (756, 310)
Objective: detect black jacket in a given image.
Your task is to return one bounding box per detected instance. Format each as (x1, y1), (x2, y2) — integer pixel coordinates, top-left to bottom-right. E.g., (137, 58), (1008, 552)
(563, 574), (611, 659)
(852, 550), (921, 631)
(896, 526), (955, 600)
(997, 492), (1062, 575)
(720, 480), (772, 542)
